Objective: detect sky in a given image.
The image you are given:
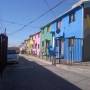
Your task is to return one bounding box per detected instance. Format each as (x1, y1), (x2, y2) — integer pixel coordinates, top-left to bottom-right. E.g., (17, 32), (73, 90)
(0, 0), (79, 47)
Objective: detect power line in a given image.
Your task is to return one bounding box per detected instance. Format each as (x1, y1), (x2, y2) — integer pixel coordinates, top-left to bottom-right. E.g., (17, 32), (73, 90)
(8, 0), (66, 36)
(0, 19), (23, 26)
(1, 18), (40, 27)
(43, 0), (50, 8)
(43, 0), (56, 15)
(0, 18), (41, 28)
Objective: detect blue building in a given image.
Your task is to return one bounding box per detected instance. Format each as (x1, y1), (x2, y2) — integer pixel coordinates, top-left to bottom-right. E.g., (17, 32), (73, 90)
(41, 0), (90, 63)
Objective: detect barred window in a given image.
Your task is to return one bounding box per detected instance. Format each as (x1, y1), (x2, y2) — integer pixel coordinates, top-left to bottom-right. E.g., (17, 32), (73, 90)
(69, 12), (75, 23)
(56, 20), (61, 34)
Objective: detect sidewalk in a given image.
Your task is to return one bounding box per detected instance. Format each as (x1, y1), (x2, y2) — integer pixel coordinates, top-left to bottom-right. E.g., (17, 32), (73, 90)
(22, 54), (90, 78)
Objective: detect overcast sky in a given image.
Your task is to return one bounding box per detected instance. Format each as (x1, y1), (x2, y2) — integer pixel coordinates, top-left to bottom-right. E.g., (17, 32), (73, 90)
(0, 0), (79, 47)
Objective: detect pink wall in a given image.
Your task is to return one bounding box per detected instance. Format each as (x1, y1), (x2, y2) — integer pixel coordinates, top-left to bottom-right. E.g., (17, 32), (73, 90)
(32, 32), (40, 56)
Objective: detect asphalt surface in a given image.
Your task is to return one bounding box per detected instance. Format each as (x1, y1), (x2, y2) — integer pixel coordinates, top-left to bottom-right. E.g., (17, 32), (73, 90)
(0, 56), (82, 90)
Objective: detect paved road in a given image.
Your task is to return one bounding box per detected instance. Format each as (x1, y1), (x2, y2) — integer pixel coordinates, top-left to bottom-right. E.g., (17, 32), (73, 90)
(0, 56), (89, 90)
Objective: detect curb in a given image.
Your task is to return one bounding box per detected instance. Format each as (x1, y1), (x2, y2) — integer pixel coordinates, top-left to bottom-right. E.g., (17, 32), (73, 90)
(21, 54), (90, 76)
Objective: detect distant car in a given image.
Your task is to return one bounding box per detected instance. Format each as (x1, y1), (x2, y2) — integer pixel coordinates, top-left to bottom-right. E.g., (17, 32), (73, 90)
(7, 50), (19, 64)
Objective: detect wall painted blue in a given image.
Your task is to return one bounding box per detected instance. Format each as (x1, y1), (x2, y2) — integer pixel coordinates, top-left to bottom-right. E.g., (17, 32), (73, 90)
(50, 6), (84, 62)
(50, 23), (56, 32)
(64, 39), (83, 62)
(61, 7), (84, 62)
(64, 7), (83, 62)
(55, 7), (84, 38)
(50, 23), (57, 48)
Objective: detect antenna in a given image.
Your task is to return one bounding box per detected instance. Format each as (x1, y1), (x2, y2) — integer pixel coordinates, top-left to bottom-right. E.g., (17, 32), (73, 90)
(4, 28), (7, 35)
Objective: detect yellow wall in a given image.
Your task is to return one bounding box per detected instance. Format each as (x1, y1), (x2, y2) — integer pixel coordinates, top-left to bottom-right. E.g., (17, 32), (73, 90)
(85, 15), (90, 30)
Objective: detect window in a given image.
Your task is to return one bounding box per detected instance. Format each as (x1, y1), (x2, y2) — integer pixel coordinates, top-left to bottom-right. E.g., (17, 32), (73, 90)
(84, 8), (90, 18)
(68, 38), (75, 47)
(42, 30), (44, 34)
(41, 28), (44, 34)
(38, 33), (40, 38)
(38, 44), (39, 49)
(8, 50), (17, 54)
(47, 26), (50, 32)
(84, 8), (90, 29)
(55, 39), (59, 47)
(42, 41), (44, 47)
(69, 12), (75, 23)
(35, 44), (37, 48)
(46, 40), (50, 48)
(56, 20), (61, 34)
(61, 40), (64, 57)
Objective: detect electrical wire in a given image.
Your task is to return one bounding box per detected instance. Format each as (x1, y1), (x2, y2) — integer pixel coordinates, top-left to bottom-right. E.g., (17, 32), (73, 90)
(43, 0), (56, 15)
(8, 0), (66, 36)
(0, 18), (23, 26)
(0, 19), (39, 28)
(0, 18), (41, 28)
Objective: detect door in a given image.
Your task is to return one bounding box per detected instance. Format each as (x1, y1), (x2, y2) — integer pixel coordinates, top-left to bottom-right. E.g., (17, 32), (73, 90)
(60, 39), (64, 58)
(46, 40), (50, 55)
(68, 37), (75, 62)
(55, 38), (64, 59)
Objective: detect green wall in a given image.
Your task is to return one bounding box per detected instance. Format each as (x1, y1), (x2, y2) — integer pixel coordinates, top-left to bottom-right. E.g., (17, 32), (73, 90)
(40, 26), (52, 55)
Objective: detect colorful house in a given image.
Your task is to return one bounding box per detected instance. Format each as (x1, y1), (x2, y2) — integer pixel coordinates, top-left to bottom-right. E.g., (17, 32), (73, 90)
(40, 26), (52, 58)
(29, 35), (33, 55)
(41, 0), (90, 63)
(25, 39), (30, 54)
(31, 32), (41, 56)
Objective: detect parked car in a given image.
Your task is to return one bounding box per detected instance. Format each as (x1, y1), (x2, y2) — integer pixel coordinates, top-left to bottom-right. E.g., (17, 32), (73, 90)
(7, 50), (19, 64)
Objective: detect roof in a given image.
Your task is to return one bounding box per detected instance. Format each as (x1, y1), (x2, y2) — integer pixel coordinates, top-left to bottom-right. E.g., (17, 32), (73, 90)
(41, 0), (90, 29)
(29, 31), (41, 38)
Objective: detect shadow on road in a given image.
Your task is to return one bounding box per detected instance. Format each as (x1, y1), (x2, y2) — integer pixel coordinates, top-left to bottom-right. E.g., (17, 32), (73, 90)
(0, 56), (81, 90)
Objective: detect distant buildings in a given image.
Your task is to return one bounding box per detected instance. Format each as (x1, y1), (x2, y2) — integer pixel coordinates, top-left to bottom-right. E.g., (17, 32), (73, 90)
(20, 32), (41, 57)
(32, 32), (41, 56)
(20, 0), (90, 63)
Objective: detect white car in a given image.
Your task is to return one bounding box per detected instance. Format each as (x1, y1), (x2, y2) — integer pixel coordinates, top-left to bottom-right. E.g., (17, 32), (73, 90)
(7, 50), (19, 64)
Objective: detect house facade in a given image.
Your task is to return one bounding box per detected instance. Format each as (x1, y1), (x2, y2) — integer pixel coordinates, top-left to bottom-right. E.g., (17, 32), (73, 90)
(25, 39), (30, 54)
(31, 32), (41, 56)
(40, 26), (52, 58)
(21, 0), (90, 63)
(29, 35), (33, 55)
(42, 0), (90, 63)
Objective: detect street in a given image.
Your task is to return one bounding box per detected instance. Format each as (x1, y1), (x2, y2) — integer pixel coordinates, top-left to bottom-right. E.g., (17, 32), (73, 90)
(0, 0), (90, 90)
(0, 55), (90, 90)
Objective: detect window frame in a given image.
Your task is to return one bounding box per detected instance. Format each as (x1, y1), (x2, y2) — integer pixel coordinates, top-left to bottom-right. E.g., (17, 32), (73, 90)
(56, 20), (61, 34)
(47, 25), (50, 32)
(42, 41), (44, 47)
(69, 12), (75, 23)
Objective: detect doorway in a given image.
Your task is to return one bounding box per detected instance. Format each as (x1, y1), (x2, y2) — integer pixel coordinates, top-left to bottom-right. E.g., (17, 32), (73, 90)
(55, 38), (64, 61)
